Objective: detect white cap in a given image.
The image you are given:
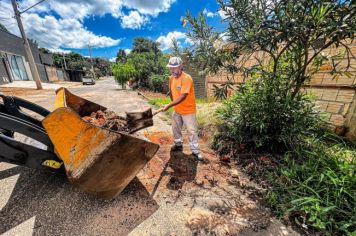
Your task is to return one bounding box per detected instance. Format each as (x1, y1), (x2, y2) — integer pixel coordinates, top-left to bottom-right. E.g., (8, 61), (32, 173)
(166, 57), (183, 68)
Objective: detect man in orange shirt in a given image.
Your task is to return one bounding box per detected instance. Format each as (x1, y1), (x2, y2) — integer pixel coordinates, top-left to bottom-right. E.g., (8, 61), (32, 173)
(162, 57), (203, 160)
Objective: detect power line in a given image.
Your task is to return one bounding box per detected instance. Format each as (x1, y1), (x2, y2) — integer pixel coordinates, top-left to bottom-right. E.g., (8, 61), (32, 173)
(19, 0), (47, 13)
(11, 0), (43, 89)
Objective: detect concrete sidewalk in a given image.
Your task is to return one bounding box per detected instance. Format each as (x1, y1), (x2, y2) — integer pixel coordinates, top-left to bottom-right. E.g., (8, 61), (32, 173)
(0, 81), (81, 90)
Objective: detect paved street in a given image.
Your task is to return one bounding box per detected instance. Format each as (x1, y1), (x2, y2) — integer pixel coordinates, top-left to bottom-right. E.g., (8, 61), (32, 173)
(0, 78), (298, 236)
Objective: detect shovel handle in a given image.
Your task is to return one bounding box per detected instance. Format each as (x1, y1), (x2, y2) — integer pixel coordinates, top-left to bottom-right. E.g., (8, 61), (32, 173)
(153, 108), (164, 116)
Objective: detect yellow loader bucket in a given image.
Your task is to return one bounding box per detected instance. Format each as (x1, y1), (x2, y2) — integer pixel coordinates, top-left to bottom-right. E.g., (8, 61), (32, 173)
(42, 88), (159, 199)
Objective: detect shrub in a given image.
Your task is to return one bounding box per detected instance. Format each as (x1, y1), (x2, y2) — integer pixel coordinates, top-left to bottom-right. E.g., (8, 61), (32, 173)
(213, 75), (323, 153)
(266, 136), (356, 235)
(149, 74), (169, 93)
(111, 62), (136, 89)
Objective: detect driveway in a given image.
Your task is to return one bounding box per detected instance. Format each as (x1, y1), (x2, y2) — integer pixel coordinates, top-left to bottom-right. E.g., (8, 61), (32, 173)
(0, 78), (299, 235)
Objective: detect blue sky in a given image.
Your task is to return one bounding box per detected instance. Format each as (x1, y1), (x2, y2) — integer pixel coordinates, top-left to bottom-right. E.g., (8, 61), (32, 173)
(0, 0), (226, 61)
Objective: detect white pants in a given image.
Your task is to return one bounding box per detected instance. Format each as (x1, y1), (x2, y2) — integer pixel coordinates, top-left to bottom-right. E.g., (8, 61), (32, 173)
(172, 112), (200, 154)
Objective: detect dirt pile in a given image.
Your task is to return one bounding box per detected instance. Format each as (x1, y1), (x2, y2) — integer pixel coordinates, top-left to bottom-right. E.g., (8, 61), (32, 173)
(83, 110), (129, 132)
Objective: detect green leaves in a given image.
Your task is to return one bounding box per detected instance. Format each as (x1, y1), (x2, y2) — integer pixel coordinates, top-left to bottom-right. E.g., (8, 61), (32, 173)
(149, 74), (169, 93)
(111, 62), (136, 88)
(117, 37), (168, 88)
(214, 74), (322, 152)
(184, 0), (355, 97)
(267, 140), (356, 235)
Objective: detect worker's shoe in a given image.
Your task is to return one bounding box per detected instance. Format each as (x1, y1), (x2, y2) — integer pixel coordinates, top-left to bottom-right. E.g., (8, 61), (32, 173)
(171, 144), (183, 152)
(192, 152), (204, 161)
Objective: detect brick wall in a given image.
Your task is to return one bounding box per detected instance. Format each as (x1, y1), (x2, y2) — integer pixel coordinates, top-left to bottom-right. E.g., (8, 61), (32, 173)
(345, 98), (356, 140)
(184, 63), (206, 99)
(206, 42), (356, 141)
(183, 56), (207, 99)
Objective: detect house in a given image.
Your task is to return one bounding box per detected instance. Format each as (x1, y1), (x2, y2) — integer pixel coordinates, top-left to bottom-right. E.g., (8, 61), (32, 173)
(0, 29), (57, 85)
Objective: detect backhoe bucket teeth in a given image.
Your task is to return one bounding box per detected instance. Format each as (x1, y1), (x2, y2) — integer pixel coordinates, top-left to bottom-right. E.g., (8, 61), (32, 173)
(42, 88), (159, 199)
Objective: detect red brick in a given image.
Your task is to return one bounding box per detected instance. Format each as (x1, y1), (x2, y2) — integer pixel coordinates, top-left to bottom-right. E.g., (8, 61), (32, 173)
(326, 102), (343, 114)
(330, 114), (345, 126)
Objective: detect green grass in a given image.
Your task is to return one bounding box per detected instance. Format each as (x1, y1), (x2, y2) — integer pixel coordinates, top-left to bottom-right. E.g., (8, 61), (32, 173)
(148, 97), (220, 128)
(148, 97), (209, 106)
(148, 97), (171, 106)
(266, 134), (356, 235)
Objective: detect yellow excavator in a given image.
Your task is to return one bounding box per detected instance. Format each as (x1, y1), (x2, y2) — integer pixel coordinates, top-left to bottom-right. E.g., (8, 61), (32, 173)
(0, 87), (159, 199)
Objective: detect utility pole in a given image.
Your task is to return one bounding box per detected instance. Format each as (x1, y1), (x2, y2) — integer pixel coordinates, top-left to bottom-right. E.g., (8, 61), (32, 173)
(62, 53), (67, 70)
(11, 0), (43, 89)
(88, 44), (96, 79)
(62, 53), (69, 81)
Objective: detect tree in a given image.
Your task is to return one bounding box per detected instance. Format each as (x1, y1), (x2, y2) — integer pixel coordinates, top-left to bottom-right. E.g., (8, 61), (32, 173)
(50, 51), (112, 77)
(182, 0), (356, 150)
(127, 37), (168, 87)
(183, 0), (356, 98)
(112, 62), (136, 89)
(132, 37), (161, 54)
(116, 49), (127, 63)
(171, 38), (182, 57)
(93, 58), (112, 77)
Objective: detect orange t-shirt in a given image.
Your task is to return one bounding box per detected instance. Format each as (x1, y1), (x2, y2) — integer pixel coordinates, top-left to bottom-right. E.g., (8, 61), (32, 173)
(169, 72), (196, 115)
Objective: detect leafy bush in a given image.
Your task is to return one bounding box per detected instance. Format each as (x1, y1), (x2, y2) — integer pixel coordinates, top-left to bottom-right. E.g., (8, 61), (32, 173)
(212, 79), (234, 100)
(213, 75), (323, 153)
(149, 74), (169, 93)
(267, 136), (356, 235)
(111, 62), (136, 89)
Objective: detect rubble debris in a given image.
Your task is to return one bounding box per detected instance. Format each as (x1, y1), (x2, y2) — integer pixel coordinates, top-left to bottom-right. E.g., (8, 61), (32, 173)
(82, 110), (130, 132)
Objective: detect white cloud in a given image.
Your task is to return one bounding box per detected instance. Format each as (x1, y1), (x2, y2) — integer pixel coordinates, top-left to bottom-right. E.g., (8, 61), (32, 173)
(218, 7), (234, 19)
(0, 1), (19, 35)
(23, 13), (120, 49)
(122, 0), (176, 16)
(156, 31), (189, 51)
(109, 57), (117, 62)
(218, 10), (227, 19)
(20, 0), (123, 20)
(203, 8), (216, 18)
(207, 12), (215, 18)
(184, 37), (193, 45)
(121, 11), (148, 29)
(0, 0), (177, 52)
(124, 49), (132, 54)
(0, 1), (120, 50)
(19, 0), (175, 21)
(48, 48), (71, 54)
(220, 32), (229, 41)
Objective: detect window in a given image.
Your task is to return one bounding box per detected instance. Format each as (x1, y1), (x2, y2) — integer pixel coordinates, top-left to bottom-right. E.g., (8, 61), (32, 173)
(6, 54), (29, 81)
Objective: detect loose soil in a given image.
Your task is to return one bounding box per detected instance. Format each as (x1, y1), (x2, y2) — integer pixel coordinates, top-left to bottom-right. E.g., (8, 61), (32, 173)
(138, 89), (167, 99)
(82, 110), (130, 132)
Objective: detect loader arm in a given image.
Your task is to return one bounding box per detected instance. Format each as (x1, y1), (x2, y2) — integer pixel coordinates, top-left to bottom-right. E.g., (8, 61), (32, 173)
(0, 94), (64, 173)
(0, 89), (160, 199)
